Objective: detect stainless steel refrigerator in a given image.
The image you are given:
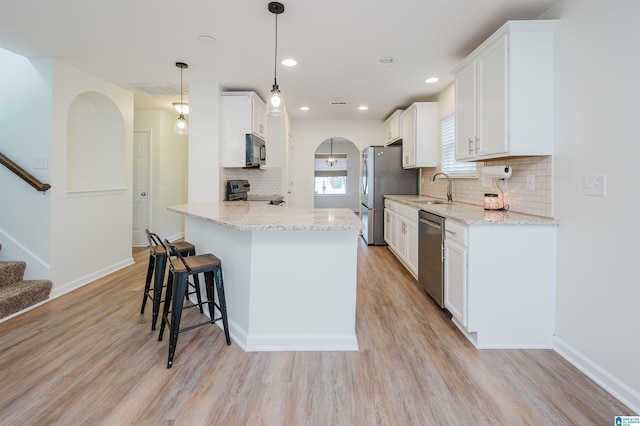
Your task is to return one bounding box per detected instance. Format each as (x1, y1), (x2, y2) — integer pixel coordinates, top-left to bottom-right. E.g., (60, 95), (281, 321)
(360, 145), (418, 245)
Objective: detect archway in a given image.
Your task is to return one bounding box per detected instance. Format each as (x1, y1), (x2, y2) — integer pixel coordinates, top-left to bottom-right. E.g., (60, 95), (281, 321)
(313, 137), (360, 213)
(66, 91), (125, 191)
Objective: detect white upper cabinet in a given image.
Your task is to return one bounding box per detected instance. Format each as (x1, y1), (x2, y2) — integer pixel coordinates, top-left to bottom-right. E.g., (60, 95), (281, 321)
(453, 20), (558, 161)
(384, 109), (404, 145)
(251, 95), (267, 138)
(401, 102), (439, 169)
(222, 91), (267, 168)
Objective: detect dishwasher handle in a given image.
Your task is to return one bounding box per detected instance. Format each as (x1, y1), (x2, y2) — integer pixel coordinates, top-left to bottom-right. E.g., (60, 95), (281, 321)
(419, 217), (442, 230)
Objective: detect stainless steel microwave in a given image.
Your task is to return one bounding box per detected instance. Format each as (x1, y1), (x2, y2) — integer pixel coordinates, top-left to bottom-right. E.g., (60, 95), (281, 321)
(245, 134), (266, 168)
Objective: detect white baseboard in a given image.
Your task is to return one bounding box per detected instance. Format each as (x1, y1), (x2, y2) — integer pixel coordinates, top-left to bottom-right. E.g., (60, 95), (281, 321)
(50, 257), (135, 299)
(167, 232), (185, 243)
(0, 298), (51, 323)
(243, 334), (359, 352)
(553, 336), (640, 414)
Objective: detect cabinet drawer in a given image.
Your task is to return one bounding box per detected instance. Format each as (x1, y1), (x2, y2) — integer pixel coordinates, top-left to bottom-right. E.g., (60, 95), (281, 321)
(384, 199), (397, 211)
(445, 220), (468, 246)
(396, 203), (418, 221)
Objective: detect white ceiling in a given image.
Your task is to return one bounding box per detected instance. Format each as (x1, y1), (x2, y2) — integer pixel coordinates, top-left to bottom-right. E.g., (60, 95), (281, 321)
(0, 0), (559, 121)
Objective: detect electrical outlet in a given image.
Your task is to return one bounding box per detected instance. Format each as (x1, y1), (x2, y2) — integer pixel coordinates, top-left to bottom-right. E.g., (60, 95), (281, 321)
(584, 174), (606, 197)
(526, 175), (535, 190)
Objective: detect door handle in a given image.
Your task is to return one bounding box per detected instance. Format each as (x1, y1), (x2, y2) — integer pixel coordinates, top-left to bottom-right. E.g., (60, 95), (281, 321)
(141, 192), (147, 196)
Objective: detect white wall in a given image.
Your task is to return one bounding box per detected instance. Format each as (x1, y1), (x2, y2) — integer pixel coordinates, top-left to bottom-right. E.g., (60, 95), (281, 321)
(48, 60), (134, 296)
(0, 49), (52, 279)
(134, 111), (188, 240)
(188, 83), (221, 202)
(289, 120), (384, 208)
(0, 51), (134, 296)
(542, 0), (640, 410)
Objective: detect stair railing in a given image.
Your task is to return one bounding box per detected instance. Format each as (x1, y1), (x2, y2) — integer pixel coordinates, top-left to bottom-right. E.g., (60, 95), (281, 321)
(0, 152), (51, 193)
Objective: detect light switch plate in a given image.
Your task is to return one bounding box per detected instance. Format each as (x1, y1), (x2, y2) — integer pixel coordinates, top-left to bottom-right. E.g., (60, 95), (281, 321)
(584, 174), (606, 197)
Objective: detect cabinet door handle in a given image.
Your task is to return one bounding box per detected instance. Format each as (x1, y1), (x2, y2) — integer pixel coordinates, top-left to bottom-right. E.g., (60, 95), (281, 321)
(446, 229), (457, 235)
(468, 138), (473, 154)
(475, 137), (480, 152)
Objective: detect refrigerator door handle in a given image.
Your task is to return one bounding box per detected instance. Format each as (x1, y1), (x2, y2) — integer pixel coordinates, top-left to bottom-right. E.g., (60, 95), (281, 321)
(367, 208), (375, 243)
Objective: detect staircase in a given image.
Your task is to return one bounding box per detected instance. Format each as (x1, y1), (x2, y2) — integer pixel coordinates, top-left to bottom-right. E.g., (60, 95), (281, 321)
(0, 261), (52, 319)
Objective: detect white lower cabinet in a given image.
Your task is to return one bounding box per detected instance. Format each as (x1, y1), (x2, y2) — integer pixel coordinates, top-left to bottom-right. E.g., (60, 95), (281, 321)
(444, 219), (556, 348)
(384, 199), (418, 279)
(384, 207), (396, 251)
(405, 218), (419, 276)
(444, 220), (468, 327)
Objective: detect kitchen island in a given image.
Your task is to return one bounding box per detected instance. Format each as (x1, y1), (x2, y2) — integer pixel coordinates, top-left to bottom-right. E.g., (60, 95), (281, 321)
(168, 202), (362, 352)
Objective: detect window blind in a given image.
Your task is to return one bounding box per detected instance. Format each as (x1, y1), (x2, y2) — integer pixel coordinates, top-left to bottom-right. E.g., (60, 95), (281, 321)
(315, 153), (348, 177)
(441, 114), (476, 177)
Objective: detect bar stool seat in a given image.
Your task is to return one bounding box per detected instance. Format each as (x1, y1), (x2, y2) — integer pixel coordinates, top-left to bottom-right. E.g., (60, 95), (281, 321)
(159, 240), (231, 368)
(140, 229), (203, 330)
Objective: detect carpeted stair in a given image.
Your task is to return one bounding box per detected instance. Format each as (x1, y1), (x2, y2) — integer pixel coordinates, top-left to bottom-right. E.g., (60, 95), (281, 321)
(0, 261), (52, 319)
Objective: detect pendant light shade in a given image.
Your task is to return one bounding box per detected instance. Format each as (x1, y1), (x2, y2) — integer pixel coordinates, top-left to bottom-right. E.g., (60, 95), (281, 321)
(174, 62), (189, 135)
(172, 102), (189, 115)
(174, 114), (188, 135)
(267, 2), (286, 116)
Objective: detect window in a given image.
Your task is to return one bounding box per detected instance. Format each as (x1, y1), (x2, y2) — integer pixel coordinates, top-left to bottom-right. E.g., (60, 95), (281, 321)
(314, 153), (348, 195)
(441, 113), (476, 177)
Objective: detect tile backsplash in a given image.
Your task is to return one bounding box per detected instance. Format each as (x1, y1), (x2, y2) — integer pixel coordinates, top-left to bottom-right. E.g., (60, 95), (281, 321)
(219, 167), (284, 200)
(420, 156), (553, 218)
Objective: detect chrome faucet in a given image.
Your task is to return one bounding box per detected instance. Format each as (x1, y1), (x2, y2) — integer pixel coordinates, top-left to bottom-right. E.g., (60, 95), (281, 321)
(430, 172), (453, 203)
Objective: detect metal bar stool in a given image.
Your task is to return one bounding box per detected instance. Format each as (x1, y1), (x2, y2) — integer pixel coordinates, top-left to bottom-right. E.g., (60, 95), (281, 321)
(158, 239), (231, 368)
(140, 229), (203, 330)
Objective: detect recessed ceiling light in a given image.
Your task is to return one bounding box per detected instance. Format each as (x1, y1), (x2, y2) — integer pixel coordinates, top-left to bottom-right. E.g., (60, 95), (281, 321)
(282, 58), (297, 67)
(425, 77), (439, 84)
(198, 35), (216, 45)
(378, 57), (396, 65)
(358, 106), (369, 111)
(300, 106), (309, 111)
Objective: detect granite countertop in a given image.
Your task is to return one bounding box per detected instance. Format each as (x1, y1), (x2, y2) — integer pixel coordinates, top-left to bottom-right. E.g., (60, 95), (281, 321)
(169, 202), (363, 231)
(384, 195), (559, 226)
(246, 194), (284, 201)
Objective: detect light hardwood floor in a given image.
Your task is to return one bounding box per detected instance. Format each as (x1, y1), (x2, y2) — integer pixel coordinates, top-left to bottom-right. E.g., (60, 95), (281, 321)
(0, 238), (632, 425)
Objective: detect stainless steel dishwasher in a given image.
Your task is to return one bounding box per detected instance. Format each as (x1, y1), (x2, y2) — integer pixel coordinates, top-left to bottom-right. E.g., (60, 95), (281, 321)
(418, 210), (445, 308)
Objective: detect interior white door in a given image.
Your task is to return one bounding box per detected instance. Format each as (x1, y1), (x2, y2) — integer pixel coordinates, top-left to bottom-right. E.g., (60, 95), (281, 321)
(132, 131), (150, 246)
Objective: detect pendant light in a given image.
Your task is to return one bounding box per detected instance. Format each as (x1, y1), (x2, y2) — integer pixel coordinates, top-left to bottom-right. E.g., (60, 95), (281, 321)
(173, 62), (189, 135)
(326, 137), (337, 167)
(267, 2), (285, 116)
(172, 102), (189, 115)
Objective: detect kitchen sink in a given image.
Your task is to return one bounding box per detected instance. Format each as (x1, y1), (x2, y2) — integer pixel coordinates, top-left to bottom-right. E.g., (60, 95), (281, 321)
(412, 199), (449, 205)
